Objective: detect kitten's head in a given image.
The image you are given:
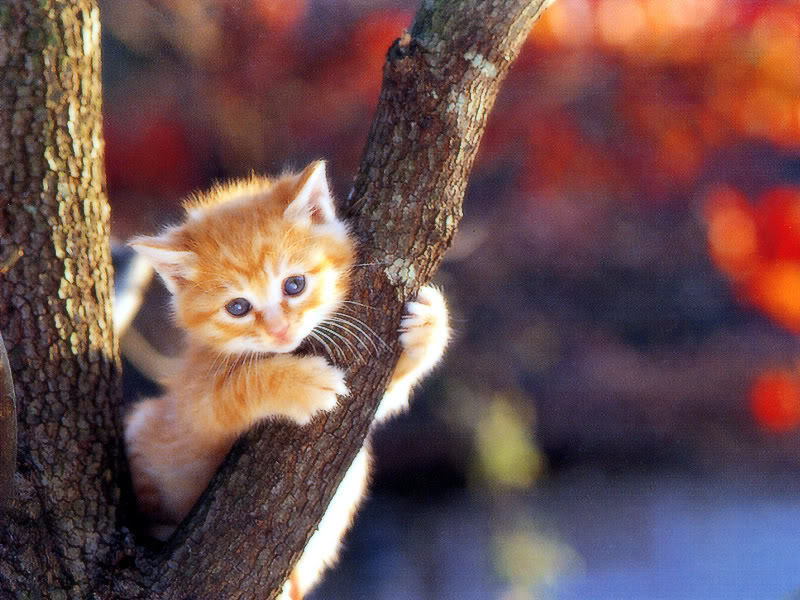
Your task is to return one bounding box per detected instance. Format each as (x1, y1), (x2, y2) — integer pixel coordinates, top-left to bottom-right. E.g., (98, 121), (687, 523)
(130, 161), (356, 355)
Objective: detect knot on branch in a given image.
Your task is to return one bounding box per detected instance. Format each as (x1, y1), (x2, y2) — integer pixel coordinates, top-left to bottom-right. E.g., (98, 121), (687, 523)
(387, 30), (424, 64)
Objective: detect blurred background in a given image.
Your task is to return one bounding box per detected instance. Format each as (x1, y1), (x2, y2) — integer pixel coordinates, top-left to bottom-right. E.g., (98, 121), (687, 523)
(105, 0), (800, 598)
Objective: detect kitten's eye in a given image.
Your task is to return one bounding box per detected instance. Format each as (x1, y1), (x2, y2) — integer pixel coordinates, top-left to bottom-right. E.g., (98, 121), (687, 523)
(225, 298), (252, 317)
(283, 275), (306, 296)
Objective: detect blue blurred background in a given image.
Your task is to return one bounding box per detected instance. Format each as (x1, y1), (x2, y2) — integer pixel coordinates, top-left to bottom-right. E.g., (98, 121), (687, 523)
(105, 1), (800, 598)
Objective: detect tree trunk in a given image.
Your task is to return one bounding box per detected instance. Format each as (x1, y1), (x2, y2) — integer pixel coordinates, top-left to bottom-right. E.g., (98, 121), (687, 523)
(0, 0), (552, 598)
(0, 0), (125, 597)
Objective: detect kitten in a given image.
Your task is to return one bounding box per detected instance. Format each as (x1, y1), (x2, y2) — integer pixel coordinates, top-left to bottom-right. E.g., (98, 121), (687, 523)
(123, 161), (450, 599)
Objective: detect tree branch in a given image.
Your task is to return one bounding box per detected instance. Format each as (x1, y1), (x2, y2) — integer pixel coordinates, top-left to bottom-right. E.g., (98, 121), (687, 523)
(136, 1), (553, 598)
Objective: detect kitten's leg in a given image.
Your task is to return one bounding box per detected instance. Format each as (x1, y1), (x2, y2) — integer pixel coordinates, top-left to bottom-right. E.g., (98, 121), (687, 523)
(125, 398), (166, 519)
(375, 285), (450, 422)
(282, 447), (371, 600)
(216, 354), (348, 432)
(126, 394), (233, 539)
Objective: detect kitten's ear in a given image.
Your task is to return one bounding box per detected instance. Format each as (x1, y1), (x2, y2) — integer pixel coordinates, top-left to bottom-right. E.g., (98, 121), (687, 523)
(129, 234), (196, 294)
(284, 161), (339, 225)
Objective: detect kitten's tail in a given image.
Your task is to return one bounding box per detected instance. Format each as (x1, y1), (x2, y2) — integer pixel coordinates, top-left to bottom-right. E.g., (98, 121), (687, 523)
(121, 327), (179, 384)
(113, 249), (154, 336)
(113, 245), (178, 383)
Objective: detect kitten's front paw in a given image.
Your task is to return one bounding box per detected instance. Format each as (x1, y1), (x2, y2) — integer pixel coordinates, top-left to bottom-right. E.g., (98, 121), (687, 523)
(290, 356), (349, 425)
(396, 285), (450, 381)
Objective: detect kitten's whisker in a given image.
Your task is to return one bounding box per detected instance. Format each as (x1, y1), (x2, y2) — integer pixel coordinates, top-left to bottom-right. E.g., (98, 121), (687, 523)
(324, 332), (348, 363)
(330, 312), (391, 351)
(249, 351), (258, 389)
(329, 314), (387, 354)
(341, 300), (377, 311)
(237, 352), (249, 386)
(319, 326), (362, 361)
(206, 351), (228, 380)
(310, 337), (340, 366)
(214, 353), (234, 382)
(312, 329), (346, 362)
(309, 331), (336, 361)
(204, 354), (217, 379)
(317, 325), (363, 363)
(307, 334), (327, 358)
(325, 318), (378, 356)
(243, 351), (253, 389)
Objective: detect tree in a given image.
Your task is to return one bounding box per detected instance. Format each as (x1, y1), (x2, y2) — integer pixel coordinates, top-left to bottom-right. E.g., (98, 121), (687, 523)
(0, 0), (552, 597)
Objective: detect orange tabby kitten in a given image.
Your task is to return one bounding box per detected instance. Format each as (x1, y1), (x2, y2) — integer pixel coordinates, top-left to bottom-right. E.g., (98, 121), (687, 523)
(124, 161), (450, 600)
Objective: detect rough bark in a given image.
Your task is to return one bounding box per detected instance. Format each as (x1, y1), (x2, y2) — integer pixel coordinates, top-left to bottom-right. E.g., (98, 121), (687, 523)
(0, 0), (126, 597)
(0, 0), (552, 598)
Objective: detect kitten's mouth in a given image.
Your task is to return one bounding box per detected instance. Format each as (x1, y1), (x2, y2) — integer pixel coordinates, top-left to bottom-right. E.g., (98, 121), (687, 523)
(240, 351), (274, 362)
(263, 338), (302, 354)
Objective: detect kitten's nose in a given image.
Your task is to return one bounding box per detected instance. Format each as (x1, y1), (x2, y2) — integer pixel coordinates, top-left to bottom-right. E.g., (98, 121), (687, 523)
(261, 309), (289, 340)
(270, 322), (289, 340)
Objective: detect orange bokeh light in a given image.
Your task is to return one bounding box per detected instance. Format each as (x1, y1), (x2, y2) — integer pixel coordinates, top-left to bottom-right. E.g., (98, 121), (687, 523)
(747, 261), (800, 333)
(597, 0), (647, 47)
(531, 0), (593, 48)
(705, 186), (759, 280)
(251, 0), (308, 31)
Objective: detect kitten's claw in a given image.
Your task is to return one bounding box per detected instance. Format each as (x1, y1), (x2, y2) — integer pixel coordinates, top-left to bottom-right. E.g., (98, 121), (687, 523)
(396, 285), (450, 381)
(290, 356), (348, 425)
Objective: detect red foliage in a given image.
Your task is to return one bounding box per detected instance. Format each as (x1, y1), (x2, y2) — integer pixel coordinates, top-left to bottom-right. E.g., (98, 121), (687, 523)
(706, 184), (800, 432)
(750, 369), (800, 433)
(105, 113), (200, 198)
(758, 187), (800, 263)
(706, 186), (800, 334)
